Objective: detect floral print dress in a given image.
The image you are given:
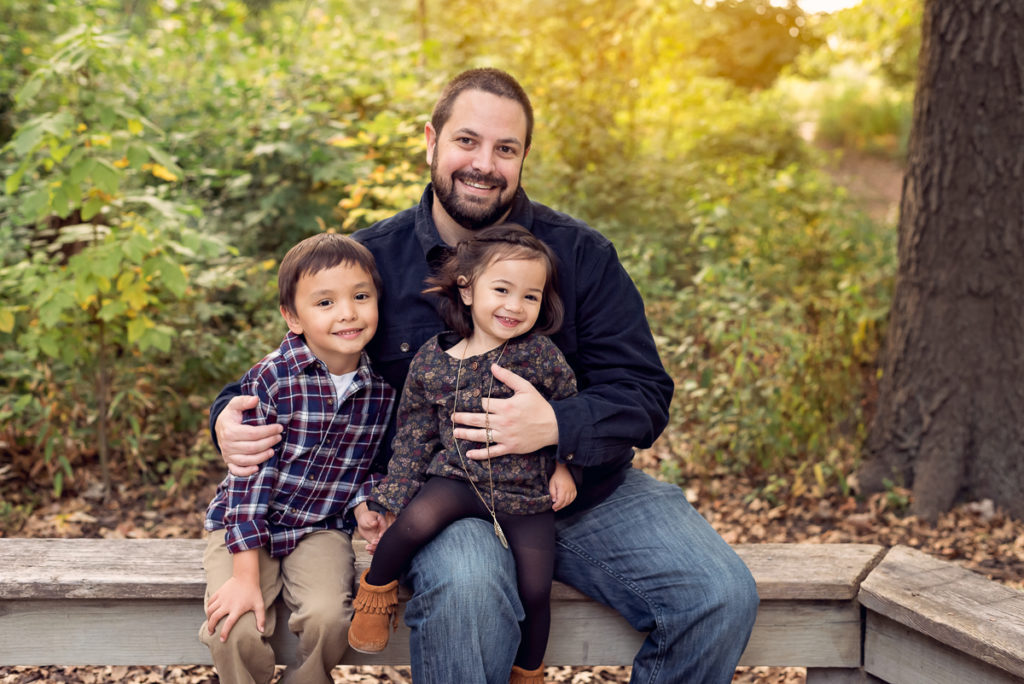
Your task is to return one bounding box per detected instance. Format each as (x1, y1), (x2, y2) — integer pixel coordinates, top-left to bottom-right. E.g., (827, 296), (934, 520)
(371, 332), (577, 515)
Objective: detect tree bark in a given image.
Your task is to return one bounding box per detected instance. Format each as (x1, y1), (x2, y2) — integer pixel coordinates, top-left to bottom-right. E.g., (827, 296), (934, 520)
(861, 0), (1024, 521)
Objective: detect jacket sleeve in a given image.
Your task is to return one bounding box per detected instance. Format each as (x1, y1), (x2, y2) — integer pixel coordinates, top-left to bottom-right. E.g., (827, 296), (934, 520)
(208, 379), (243, 453)
(550, 240), (674, 468)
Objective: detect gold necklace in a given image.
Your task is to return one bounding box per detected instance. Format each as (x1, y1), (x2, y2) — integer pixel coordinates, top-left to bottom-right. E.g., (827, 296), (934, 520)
(452, 339), (509, 549)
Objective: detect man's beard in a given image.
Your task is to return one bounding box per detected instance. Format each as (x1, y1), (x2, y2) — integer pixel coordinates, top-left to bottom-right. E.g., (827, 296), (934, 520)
(431, 153), (519, 231)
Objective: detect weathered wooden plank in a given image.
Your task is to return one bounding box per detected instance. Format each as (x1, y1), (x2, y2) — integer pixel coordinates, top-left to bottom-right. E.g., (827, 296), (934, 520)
(1, 539), (884, 602)
(735, 543), (885, 600)
(859, 545), (1024, 680)
(738, 601), (862, 667)
(864, 612), (1023, 684)
(0, 598), (643, 667)
(0, 538), (206, 599)
(0, 538), (882, 668)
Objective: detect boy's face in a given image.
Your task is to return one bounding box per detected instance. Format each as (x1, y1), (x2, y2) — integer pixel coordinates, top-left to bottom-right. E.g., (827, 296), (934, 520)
(281, 262), (378, 375)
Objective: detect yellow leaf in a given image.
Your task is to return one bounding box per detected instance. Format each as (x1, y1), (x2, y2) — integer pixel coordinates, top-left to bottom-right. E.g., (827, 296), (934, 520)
(148, 163), (178, 182)
(113, 157), (130, 168)
(0, 308), (13, 333)
(127, 119), (143, 135)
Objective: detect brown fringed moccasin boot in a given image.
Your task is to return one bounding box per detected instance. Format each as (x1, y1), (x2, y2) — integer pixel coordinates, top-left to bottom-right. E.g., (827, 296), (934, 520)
(347, 569), (399, 653)
(510, 663), (545, 684)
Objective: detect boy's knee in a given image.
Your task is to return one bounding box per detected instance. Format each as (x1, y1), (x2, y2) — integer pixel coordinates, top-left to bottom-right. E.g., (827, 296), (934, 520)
(200, 614), (265, 656)
(293, 595), (351, 635)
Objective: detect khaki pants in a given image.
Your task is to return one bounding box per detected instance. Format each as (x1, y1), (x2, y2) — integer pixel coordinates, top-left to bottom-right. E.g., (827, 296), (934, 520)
(199, 529), (355, 684)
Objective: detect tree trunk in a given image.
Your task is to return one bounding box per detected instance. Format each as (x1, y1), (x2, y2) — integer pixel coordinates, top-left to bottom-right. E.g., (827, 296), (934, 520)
(860, 0), (1024, 522)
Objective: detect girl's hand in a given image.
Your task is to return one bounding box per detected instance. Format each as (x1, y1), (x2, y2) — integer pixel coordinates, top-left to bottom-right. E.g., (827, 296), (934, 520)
(354, 502), (393, 553)
(549, 463), (577, 511)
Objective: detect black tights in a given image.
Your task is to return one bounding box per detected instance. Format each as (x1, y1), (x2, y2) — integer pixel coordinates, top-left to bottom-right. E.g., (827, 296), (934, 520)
(366, 476), (555, 670)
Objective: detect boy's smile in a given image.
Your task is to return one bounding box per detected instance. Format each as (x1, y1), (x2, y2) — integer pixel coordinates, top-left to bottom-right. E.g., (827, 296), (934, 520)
(281, 262), (379, 375)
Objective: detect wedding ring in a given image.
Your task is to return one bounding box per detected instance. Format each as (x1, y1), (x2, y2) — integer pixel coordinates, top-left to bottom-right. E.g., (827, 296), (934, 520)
(486, 428), (494, 443)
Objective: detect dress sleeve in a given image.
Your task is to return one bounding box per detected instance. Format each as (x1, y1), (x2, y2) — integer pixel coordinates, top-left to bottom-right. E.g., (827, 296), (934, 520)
(370, 351), (441, 514)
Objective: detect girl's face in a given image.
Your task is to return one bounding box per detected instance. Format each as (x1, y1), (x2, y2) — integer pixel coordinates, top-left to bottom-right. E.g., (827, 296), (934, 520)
(459, 256), (546, 350)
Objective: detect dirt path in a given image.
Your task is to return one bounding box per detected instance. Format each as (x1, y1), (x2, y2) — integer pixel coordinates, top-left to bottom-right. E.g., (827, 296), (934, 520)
(827, 149), (905, 224)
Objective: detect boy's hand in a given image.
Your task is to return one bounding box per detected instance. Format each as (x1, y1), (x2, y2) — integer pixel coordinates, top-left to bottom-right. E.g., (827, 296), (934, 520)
(550, 463), (577, 511)
(353, 502), (394, 554)
(206, 575), (265, 642)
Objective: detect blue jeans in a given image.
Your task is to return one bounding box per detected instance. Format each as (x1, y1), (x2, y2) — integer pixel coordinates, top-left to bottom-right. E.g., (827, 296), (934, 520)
(402, 468), (759, 684)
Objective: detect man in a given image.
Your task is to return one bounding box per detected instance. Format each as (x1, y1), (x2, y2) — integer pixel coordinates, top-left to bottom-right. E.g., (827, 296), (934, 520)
(211, 68), (758, 683)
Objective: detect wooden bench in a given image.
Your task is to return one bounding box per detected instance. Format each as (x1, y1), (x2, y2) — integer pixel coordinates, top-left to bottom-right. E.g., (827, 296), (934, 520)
(0, 538), (882, 681)
(858, 545), (1024, 684)
(5, 540), (1022, 683)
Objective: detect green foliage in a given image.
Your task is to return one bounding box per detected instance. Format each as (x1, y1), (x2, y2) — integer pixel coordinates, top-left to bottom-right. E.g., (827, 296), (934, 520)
(0, 0), (902, 504)
(815, 79), (912, 158)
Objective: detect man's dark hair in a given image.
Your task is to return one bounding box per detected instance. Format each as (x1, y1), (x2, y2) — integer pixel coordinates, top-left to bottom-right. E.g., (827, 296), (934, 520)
(425, 224), (563, 339)
(431, 68), (534, 150)
(278, 233), (382, 314)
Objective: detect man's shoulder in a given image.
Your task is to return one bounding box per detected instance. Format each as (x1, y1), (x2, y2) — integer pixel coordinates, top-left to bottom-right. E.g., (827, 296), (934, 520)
(351, 207), (418, 248)
(527, 200), (614, 252)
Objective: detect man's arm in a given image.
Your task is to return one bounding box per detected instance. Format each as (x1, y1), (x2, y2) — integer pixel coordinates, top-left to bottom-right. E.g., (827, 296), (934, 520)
(210, 381), (283, 476)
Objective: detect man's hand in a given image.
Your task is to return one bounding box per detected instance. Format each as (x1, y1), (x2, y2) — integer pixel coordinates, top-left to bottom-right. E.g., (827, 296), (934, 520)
(451, 364), (558, 460)
(215, 395), (283, 476)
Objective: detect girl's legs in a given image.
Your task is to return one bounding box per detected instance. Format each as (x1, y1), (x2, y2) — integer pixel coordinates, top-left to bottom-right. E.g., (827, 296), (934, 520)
(499, 509), (556, 670)
(366, 477), (486, 585)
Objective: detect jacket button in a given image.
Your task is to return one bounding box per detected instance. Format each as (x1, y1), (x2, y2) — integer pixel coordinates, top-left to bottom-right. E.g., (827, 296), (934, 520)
(400, 342), (411, 352)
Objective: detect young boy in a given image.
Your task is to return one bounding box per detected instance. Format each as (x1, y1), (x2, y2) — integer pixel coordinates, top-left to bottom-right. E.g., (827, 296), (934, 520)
(200, 233), (396, 684)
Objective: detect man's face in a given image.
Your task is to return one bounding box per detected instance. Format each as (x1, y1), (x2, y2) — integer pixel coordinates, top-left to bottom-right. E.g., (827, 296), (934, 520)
(427, 89), (529, 231)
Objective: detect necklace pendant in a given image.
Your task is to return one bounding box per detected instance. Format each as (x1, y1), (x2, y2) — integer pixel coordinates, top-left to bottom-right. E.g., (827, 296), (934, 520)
(493, 517), (509, 549)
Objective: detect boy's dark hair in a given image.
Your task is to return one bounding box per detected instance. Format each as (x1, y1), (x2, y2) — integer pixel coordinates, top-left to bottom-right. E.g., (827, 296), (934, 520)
(278, 233), (382, 314)
(431, 68), (534, 150)
(425, 224), (563, 339)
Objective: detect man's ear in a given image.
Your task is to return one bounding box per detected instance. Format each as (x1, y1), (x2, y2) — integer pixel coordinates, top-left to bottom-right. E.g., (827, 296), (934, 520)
(280, 305), (303, 335)
(457, 276), (472, 305)
(425, 122), (437, 165)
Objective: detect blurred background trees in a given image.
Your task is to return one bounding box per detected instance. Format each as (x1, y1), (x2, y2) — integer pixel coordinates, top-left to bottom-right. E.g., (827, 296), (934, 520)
(1, 0), (917, 512)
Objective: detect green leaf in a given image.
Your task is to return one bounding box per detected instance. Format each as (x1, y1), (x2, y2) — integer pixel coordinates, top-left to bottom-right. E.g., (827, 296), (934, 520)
(93, 159), (121, 194)
(4, 167), (25, 196)
(127, 143), (148, 169)
(157, 257), (188, 298)
(69, 158), (95, 186)
(52, 185), (71, 218)
(127, 315), (150, 345)
(144, 144), (182, 175)
(81, 196), (105, 221)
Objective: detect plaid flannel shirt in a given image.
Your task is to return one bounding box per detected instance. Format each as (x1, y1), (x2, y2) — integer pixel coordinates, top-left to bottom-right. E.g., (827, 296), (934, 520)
(205, 332), (395, 557)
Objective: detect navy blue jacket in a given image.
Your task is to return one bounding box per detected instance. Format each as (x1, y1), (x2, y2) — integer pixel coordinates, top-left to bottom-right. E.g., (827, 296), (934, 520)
(211, 185), (674, 512)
